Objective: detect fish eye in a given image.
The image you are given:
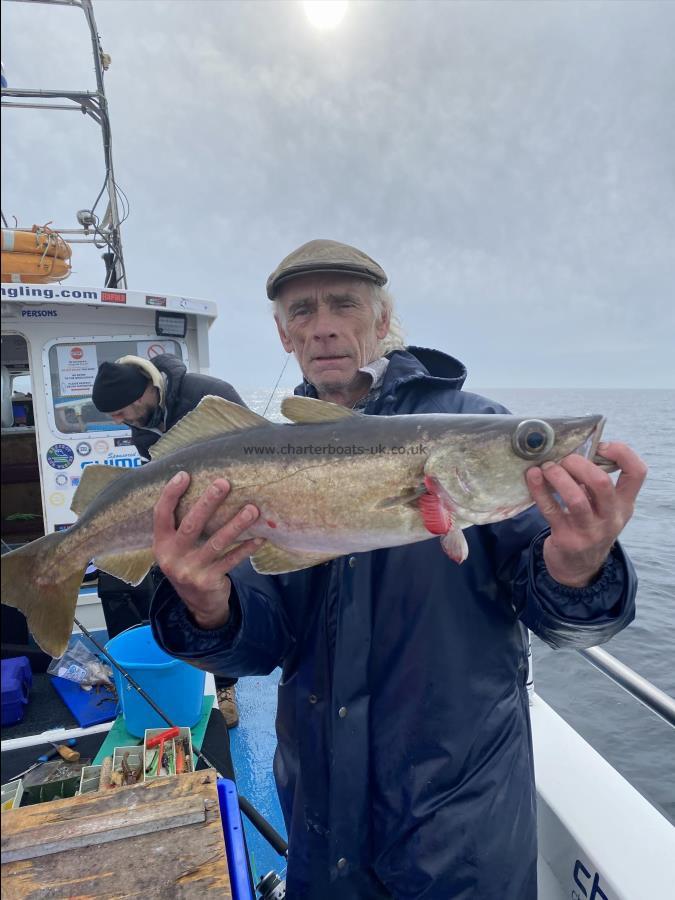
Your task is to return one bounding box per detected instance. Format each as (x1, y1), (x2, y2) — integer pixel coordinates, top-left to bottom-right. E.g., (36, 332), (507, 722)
(512, 419), (555, 459)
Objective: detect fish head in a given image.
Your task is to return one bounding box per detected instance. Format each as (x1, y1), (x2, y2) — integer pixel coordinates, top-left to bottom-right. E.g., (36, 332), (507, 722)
(427, 414), (606, 526)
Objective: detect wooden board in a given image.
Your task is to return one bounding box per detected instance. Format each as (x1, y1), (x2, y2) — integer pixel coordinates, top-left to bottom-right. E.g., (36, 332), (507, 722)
(1, 770), (233, 899)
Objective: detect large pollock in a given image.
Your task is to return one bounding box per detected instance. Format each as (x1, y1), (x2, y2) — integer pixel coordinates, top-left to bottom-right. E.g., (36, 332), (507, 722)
(1, 395), (610, 657)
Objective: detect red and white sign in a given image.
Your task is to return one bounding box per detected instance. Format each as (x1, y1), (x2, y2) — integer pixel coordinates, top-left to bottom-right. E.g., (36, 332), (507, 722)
(56, 343), (98, 396)
(137, 340), (169, 360)
(101, 291), (126, 304)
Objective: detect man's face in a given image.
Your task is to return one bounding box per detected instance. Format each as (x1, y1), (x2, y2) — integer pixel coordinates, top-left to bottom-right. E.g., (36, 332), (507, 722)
(274, 273), (390, 405)
(108, 383), (158, 428)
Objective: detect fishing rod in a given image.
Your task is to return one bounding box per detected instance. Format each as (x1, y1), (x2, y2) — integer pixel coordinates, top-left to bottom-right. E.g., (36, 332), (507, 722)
(73, 616), (289, 858)
(262, 353), (291, 418)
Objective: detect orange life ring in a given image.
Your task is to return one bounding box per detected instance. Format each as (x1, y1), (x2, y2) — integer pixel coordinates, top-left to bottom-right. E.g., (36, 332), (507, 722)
(1, 250), (71, 283)
(1, 226), (72, 260)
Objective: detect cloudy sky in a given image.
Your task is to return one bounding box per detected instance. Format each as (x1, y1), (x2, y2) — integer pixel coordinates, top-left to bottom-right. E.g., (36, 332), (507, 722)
(2, 0), (674, 390)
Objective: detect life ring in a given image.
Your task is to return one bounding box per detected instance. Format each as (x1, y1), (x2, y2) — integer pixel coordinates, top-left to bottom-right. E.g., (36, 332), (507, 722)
(1, 251), (71, 283)
(1, 226), (72, 260)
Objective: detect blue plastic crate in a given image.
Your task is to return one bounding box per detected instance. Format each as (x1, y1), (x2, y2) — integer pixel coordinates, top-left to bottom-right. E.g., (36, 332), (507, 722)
(1, 656), (32, 726)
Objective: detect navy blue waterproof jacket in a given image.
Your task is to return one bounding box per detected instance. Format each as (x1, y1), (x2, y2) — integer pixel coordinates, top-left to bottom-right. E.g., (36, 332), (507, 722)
(150, 348), (637, 899)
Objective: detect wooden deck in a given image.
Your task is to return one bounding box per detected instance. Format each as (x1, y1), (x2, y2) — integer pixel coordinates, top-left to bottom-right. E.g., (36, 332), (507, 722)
(1, 770), (232, 898)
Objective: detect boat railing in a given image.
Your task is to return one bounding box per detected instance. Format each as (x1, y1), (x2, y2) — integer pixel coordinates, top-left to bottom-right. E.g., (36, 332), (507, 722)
(578, 645), (675, 729)
(527, 636), (675, 729)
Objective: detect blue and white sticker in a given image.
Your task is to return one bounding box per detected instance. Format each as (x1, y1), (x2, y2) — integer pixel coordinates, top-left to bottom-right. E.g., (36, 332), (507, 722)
(46, 444), (74, 470)
(76, 441), (92, 457)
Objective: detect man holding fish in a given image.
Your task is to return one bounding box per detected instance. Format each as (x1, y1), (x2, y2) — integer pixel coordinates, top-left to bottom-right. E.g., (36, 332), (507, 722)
(1, 240), (646, 898)
(144, 240), (647, 899)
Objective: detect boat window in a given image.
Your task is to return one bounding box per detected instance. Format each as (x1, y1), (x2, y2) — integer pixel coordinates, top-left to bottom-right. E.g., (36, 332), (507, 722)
(46, 339), (183, 435)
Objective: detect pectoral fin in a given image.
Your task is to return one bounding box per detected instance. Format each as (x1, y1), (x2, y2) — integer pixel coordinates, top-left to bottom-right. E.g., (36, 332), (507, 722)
(440, 529), (469, 564)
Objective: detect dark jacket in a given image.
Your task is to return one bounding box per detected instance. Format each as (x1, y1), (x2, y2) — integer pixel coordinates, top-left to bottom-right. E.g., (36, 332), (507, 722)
(150, 348), (636, 900)
(130, 353), (244, 460)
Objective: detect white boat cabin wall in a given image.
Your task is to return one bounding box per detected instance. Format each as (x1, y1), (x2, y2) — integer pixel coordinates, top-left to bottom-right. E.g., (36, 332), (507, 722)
(1, 284), (216, 551)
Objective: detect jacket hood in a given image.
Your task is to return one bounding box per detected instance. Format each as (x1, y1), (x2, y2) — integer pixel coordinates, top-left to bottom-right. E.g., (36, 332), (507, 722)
(115, 354), (166, 407)
(389, 346), (467, 389)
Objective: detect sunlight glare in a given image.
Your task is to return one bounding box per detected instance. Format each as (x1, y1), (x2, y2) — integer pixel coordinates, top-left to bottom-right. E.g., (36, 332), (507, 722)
(303, 1), (348, 31)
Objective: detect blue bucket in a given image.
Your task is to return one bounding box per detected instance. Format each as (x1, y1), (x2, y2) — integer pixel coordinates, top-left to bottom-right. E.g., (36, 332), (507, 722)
(104, 625), (205, 737)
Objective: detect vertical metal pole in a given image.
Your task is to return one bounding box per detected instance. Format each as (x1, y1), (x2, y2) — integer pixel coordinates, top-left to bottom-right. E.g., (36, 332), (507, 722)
(81, 0), (126, 288)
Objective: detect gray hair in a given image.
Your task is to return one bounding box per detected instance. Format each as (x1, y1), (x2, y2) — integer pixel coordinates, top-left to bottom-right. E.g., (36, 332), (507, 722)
(273, 281), (406, 357)
(371, 285), (406, 356)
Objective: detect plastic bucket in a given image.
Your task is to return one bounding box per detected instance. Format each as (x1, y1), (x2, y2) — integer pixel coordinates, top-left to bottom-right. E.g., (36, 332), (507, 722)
(104, 625), (205, 737)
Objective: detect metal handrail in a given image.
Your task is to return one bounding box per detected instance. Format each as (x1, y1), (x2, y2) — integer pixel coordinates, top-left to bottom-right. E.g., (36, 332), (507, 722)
(579, 646), (675, 729)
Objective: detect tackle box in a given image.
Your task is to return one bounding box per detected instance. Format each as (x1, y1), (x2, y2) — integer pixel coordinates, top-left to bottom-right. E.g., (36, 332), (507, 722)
(111, 745), (144, 786)
(143, 726), (193, 781)
(78, 765), (103, 795)
(21, 759), (91, 804)
(1, 779), (24, 811)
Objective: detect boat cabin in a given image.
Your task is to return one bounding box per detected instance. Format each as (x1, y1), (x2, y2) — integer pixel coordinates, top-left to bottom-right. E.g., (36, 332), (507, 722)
(1, 282), (217, 628)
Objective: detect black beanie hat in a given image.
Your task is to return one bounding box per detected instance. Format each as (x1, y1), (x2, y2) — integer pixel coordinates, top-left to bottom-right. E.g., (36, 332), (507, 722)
(92, 361), (149, 413)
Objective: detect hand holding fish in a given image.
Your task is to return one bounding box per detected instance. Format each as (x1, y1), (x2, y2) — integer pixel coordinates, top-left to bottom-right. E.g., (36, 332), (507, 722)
(525, 441), (647, 588)
(152, 471), (262, 629)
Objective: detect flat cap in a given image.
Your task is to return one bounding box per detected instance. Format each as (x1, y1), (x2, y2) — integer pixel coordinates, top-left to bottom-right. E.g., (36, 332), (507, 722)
(266, 239), (387, 300)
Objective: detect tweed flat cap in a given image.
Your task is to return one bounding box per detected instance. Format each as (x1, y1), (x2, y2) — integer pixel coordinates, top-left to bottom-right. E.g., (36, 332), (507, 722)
(266, 239), (388, 299)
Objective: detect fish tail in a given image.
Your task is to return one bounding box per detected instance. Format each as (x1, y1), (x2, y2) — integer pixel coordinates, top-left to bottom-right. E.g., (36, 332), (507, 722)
(1, 532), (88, 658)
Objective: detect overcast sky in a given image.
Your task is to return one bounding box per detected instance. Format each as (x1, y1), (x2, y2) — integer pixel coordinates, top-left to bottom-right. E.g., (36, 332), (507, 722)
(2, 0), (674, 390)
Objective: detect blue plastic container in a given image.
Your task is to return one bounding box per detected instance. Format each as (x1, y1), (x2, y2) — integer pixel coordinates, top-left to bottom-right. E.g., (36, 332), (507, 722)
(1, 656), (32, 726)
(104, 625), (205, 737)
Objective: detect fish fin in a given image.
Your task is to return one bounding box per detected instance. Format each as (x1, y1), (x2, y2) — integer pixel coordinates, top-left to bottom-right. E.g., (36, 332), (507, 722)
(281, 396), (360, 424)
(418, 475), (454, 535)
(440, 529), (469, 564)
(1, 532), (86, 657)
(591, 451), (619, 474)
(251, 542), (336, 574)
(94, 548), (155, 585)
(71, 464), (128, 515)
(150, 396), (268, 461)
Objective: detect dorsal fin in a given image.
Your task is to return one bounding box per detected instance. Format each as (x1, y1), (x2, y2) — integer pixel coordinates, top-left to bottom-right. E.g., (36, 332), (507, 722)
(281, 396), (360, 424)
(150, 396), (268, 461)
(71, 464), (127, 515)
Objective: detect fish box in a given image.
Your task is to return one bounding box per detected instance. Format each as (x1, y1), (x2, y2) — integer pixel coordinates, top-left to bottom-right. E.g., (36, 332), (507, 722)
(1, 779), (24, 812)
(143, 727), (193, 781)
(111, 745), (144, 787)
(78, 765), (102, 795)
